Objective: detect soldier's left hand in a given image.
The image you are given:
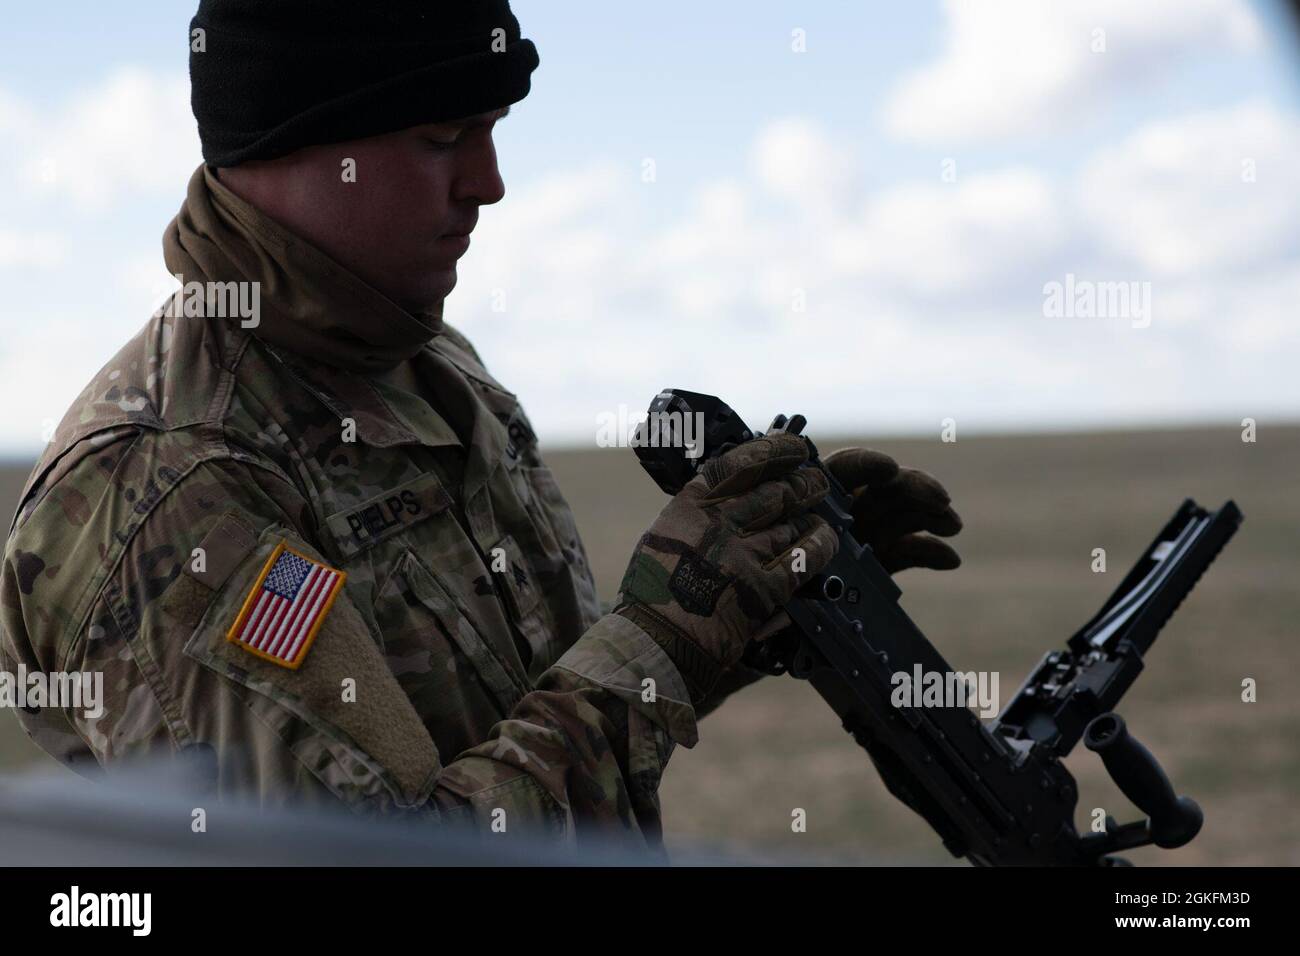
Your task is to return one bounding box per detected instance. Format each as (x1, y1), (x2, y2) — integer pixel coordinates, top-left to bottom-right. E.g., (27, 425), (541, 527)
(822, 447), (962, 574)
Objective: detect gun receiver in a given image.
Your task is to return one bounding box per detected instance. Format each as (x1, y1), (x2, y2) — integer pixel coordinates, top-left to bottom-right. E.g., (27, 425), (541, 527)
(632, 388), (1242, 865)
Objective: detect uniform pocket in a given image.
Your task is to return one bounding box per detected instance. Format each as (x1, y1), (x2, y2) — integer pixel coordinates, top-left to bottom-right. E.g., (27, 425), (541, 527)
(523, 465), (581, 555)
(375, 548), (530, 757)
(522, 464), (601, 632)
(487, 532), (559, 679)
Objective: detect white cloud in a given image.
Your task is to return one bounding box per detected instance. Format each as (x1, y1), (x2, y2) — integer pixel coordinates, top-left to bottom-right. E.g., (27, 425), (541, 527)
(752, 117), (856, 209)
(839, 168), (1064, 296)
(1077, 101), (1300, 274)
(3, 67), (197, 211)
(449, 108), (1299, 445)
(0, 230), (66, 269)
(1, 59), (1295, 458)
(0, 88), (38, 139)
(881, 0), (1262, 143)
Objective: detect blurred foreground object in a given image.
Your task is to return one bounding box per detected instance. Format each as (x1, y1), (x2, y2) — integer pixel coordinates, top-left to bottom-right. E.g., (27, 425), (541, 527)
(0, 763), (692, 866)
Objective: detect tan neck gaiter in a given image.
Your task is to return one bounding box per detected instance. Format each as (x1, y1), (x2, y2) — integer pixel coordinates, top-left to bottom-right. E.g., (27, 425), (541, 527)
(162, 165), (443, 375)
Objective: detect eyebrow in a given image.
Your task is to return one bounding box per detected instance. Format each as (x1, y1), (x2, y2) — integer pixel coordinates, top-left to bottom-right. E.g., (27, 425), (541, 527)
(417, 107), (509, 139)
(457, 106), (510, 128)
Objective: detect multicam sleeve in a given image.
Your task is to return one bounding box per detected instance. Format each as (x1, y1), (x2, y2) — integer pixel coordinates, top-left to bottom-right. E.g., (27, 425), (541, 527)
(432, 611), (699, 845)
(1, 445), (396, 810)
(2, 447), (699, 845)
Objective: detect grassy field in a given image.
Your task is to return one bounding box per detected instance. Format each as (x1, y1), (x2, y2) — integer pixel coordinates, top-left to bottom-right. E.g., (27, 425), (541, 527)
(2, 422), (1297, 864)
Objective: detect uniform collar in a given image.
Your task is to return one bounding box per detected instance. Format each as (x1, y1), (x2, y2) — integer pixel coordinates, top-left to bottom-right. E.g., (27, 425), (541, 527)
(259, 338), (514, 502)
(259, 341), (458, 449)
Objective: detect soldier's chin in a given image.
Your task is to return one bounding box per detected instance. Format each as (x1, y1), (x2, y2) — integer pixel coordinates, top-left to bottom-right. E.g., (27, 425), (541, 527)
(407, 267), (457, 312)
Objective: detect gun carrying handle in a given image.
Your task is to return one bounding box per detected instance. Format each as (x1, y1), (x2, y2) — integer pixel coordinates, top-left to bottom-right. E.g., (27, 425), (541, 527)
(1084, 712), (1203, 849)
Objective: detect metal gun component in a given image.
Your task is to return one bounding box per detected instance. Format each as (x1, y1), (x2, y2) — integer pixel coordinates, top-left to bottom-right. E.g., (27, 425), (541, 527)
(633, 388), (1242, 866)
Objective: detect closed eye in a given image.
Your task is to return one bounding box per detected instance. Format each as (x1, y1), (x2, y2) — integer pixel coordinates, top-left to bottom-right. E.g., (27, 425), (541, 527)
(419, 107), (507, 152)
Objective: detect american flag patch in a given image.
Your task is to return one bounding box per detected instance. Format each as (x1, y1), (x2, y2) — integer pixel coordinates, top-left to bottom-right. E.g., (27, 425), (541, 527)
(226, 541), (347, 669)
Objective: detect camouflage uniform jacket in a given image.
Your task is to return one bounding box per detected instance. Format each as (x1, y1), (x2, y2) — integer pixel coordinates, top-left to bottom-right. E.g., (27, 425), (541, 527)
(0, 166), (699, 845)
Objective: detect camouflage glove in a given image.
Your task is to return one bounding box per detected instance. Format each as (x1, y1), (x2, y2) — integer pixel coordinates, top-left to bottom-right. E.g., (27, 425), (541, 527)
(615, 433), (839, 705)
(823, 447), (962, 574)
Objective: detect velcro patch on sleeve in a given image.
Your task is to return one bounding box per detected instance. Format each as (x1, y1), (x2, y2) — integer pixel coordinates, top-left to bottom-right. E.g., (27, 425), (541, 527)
(226, 540), (347, 669)
(184, 512), (258, 592)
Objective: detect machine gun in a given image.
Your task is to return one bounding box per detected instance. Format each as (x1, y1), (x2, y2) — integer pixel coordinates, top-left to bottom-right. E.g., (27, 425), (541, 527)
(633, 389), (1242, 865)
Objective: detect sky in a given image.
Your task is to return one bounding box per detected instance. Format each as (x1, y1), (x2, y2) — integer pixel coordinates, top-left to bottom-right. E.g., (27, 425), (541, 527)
(1, 0), (1299, 457)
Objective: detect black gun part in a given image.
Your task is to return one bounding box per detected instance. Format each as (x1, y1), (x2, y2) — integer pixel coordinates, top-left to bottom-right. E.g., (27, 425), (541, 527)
(633, 388), (1241, 865)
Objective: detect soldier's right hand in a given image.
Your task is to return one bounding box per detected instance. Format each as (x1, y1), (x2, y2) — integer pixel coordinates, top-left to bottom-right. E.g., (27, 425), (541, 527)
(614, 432), (839, 705)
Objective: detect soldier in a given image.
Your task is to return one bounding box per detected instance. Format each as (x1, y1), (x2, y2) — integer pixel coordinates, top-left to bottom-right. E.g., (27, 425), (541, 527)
(1, 0), (962, 847)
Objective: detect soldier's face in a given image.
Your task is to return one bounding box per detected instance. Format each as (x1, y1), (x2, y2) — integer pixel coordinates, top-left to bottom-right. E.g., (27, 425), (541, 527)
(220, 108), (509, 313)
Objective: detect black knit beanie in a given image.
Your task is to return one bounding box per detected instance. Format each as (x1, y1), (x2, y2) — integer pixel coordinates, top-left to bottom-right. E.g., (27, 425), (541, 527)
(189, 0), (539, 167)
